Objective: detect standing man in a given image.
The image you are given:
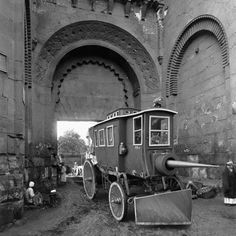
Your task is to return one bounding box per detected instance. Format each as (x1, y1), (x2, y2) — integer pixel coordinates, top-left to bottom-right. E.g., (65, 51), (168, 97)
(60, 162), (67, 185)
(222, 160), (236, 206)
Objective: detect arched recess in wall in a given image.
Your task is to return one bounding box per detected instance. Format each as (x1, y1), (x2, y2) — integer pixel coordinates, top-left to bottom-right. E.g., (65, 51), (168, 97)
(166, 15), (229, 97)
(54, 56), (132, 108)
(35, 20), (160, 98)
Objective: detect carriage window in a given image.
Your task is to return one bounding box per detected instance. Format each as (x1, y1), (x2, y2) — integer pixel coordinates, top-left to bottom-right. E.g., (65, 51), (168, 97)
(94, 130), (98, 147)
(106, 125), (114, 147)
(98, 129), (105, 146)
(133, 115), (142, 145)
(149, 116), (170, 146)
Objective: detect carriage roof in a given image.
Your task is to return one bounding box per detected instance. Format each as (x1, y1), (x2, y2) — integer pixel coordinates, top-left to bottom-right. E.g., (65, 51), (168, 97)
(91, 108), (178, 128)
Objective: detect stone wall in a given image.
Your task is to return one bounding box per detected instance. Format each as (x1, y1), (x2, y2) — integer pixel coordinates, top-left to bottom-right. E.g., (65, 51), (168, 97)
(163, 0), (236, 178)
(0, 0), (25, 228)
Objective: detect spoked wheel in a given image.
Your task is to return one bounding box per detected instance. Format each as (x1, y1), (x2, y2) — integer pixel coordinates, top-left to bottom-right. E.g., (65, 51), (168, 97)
(109, 182), (128, 221)
(83, 159), (97, 199)
(165, 175), (184, 191)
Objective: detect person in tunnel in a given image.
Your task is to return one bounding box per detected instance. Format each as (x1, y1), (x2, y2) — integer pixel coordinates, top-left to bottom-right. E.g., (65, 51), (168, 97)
(60, 162), (67, 185)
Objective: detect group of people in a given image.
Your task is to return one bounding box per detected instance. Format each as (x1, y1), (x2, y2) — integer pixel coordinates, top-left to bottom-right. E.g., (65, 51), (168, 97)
(72, 162), (83, 176)
(24, 160), (67, 206)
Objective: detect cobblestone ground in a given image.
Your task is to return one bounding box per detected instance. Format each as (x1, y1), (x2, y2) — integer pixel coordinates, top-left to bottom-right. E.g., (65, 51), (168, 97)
(1, 179), (235, 236)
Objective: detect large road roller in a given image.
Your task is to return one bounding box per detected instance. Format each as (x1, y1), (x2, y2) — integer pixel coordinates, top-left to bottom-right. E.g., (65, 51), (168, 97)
(83, 107), (219, 225)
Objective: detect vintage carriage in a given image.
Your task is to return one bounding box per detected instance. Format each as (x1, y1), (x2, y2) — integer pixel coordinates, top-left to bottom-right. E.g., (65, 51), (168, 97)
(83, 107), (218, 225)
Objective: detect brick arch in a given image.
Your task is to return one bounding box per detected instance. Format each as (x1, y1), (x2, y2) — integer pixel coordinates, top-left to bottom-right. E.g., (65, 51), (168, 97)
(166, 15), (229, 97)
(35, 20), (160, 92)
(54, 58), (131, 107)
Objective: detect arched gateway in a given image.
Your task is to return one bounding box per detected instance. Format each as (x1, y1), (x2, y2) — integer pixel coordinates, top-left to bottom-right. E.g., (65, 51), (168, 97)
(32, 20), (160, 147)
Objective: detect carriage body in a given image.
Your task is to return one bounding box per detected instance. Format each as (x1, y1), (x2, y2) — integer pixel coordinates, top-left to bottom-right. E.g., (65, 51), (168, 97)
(89, 108), (177, 178)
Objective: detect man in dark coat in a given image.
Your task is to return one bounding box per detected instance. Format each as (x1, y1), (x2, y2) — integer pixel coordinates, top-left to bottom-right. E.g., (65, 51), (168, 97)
(222, 160), (236, 205)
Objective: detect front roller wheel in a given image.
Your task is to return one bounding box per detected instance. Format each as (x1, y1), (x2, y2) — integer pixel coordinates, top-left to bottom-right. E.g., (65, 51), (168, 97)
(83, 159), (97, 200)
(109, 182), (128, 221)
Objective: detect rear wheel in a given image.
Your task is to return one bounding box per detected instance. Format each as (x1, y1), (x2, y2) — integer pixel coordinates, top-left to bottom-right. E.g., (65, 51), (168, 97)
(83, 160), (97, 199)
(109, 182), (128, 221)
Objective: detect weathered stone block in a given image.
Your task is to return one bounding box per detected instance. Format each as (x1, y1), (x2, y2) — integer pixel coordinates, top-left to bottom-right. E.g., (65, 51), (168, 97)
(16, 155), (25, 170)
(0, 72), (4, 92)
(0, 155), (9, 174)
(0, 134), (7, 154)
(0, 53), (7, 73)
(8, 173), (23, 188)
(7, 136), (15, 154)
(8, 156), (19, 170)
(3, 78), (15, 100)
(14, 119), (24, 134)
(0, 175), (9, 203)
(0, 173), (24, 202)
(0, 96), (8, 117)
(8, 101), (16, 120)
(0, 117), (9, 134)
(0, 182), (8, 203)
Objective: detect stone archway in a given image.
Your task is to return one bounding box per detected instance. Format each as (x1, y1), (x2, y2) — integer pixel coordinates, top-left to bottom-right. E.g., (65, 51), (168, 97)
(32, 20), (160, 146)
